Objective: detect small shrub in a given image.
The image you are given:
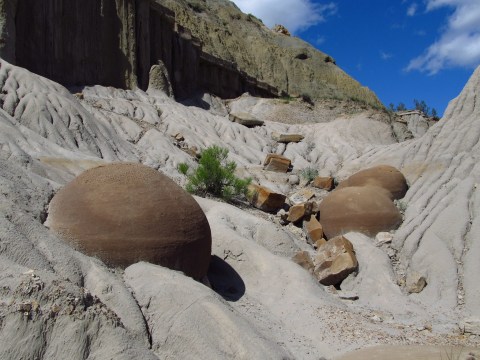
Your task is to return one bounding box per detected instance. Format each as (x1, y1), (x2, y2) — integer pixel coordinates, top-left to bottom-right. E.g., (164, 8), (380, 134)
(185, 145), (251, 201)
(300, 167), (319, 182)
(177, 162), (190, 175)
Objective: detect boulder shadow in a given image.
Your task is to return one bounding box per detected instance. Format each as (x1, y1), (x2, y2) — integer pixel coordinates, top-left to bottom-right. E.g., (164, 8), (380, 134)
(208, 255), (246, 302)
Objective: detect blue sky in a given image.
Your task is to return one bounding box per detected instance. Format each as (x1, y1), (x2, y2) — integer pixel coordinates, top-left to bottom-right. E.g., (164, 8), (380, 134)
(232, 0), (480, 116)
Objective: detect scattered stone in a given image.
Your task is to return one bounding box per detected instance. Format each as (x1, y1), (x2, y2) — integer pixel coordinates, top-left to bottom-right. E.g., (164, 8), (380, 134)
(313, 236), (358, 286)
(288, 174), (300, 185)
(247, 184), (286, 212)
(319, 186), (402, 239)
(292, 251), (314, 273)
(289, 188), (315, 205)
(46, 163), (212, 280)
(375, 232), (394, 246)
(336, 165), (408, 200)
(173, 133), (185, 142)
(303, 216), (324, 245)
(312, 176), (335, 191)
(263, 154), (291, 172)
(273, 24), (291, 36)
(406, 271), (427, 293)
(271, 132), (304, 143)
(287, 202), (313, 223)
(461, 318), (480, 335)
(229, 112), (264, 127)
(337, 291), (359, 301)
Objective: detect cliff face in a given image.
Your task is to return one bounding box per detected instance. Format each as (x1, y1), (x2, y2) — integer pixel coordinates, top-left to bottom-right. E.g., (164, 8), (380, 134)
(0, 0), (382, 107)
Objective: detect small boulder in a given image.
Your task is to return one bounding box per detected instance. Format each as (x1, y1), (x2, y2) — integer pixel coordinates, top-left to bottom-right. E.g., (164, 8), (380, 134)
(313, 236), (358, 286)
(289, 188), (315, 205)
(229, 112), (264, 127)
(273, 24), (291, 36)
(292, 251), (314, 273)
(460, 318), (480, 335)
(406, 271), (427, 293)
(303, 216), (324, 245)
(337, 165), (408, 200)
(287, 202), (313, 223)
(247, 184), (286, 212)
(319, 186), (402, 239)
(263, 154), (291, 172)
(375, 232), (394, 246)
(288, 174), (300, 185)
(271, 132), (304, 143)
(312, 176), (335, 191)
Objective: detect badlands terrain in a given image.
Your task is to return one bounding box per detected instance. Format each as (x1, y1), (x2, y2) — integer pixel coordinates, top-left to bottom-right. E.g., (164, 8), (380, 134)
(0, 0), (479, 359)
(0, 58), (479, 359)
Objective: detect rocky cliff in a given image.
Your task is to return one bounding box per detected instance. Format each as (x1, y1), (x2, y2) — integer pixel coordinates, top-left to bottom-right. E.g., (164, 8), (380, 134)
(0, 0), (382, 107)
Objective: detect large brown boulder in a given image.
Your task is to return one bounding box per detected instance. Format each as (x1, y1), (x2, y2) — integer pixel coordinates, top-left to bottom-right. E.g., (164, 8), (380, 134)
(319, 186), (402, 239)
(337, 165), (407, 200)
(46, 163), (212, 280)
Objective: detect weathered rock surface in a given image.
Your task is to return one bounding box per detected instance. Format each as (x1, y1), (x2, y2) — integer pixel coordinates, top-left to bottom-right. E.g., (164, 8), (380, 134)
(264, 153), (291, 172)
(1, 58), (480, 360)
(0, 0), (383, 106)
(292, 251), (314, 273)
(303, 216), (324, 245)
(247, 184), (286, 212)
(46, 163), (212, 279)
(229, 111), (264, 127)
(319, 186), (403, 239)
(312, 176), (335, 191)
(287, 202), (312, 223)
(313, 236), (358, 286)
(271, 132), (304, 143)
(337, 345), (480, 360)
(337, 165), (408, 200)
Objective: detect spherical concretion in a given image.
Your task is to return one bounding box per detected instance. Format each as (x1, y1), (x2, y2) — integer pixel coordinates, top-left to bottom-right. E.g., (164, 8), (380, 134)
(337, 165), (408, 200)
(46, 163), (212, 279)
(319, 186), (402, 239)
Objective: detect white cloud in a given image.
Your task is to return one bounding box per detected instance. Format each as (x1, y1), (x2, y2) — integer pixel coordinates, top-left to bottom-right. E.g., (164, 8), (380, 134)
(380, 51), (393, 60)
(407, 3), (418, 16)
(407, 0), (480, 74)
(232, 0), (337, 34)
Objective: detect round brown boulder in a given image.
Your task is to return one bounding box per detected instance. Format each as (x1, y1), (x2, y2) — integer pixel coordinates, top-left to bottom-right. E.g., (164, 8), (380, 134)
(337, 165), (407, 200)
(319, 186), (402, 239)
(46, 163), (212, 279)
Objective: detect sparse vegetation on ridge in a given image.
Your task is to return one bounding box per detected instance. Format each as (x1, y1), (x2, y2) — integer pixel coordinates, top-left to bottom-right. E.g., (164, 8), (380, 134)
(179, 145), (251, 202)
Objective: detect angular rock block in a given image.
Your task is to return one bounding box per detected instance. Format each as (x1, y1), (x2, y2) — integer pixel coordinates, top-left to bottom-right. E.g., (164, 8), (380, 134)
(271, 132), (304, 143)
(337, 165), (407, 200)
(313, 236), (358, 286)
(247, 184), (286, 212)
(292, 251), (314, 273)
(46, 163), (212, 279)
(303, 216), (324, 245)
(287, 202), (312, 223)
(319, 186), (402, 239)
(312, 176), (334, 191)
(229, 112), (264, 127)
(263, 153), (291, 172)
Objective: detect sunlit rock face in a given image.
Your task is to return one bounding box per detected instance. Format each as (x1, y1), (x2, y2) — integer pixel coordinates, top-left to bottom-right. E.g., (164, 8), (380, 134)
(319, 186), (402, 239)
(46, 163), (212, 279)
(336, 165), (408, 200)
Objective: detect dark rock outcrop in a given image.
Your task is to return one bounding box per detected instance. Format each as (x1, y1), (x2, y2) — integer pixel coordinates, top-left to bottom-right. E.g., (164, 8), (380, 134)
(46, 163), (212, 280)
(0, 0), (383, 106)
